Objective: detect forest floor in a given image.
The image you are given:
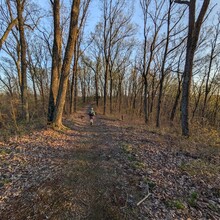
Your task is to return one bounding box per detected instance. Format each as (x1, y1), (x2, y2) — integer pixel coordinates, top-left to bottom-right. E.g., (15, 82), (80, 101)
(0, 106), (220, 220)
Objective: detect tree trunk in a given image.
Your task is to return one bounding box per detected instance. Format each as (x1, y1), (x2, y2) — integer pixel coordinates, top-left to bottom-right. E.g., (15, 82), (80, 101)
(48, 0), (62, 122)
(31, 72), (38, 108)
(177, 0), (210, 136)
(202, 29), (218, 118)
(70, 66), (75, 114)
(0, 18), (17, 50)
(192, 76), (205, 119)
(170, 80), (181, 121)
(110, 72), (113, 114)
(95, 61), (99, 107)
(213, 89), (219, 125)
(16, 0), (29, 122)
(52, 0), (80, 128)
(156, 75), (164, 127)
(74, 67), (78, 113)
(143, 78), (148, 124)
(103, 61), (109, 115)
(156, 1), (172, 127)
(70, 42), (77, 114)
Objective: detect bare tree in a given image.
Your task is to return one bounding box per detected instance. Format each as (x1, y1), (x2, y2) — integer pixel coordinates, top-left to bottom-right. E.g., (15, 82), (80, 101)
(47, 0), (62, 122)
(140, 0), (166, 124)
(16, 0), (29, 121)
(52, 0), (81, 128)
(156, 0), (186, 127)
(202, 17), (220, 118)
(175, 0), (210, 136)
(69, 0), (91, 114)
(0, 0), (18, 50)
(101, 0), (134, 115)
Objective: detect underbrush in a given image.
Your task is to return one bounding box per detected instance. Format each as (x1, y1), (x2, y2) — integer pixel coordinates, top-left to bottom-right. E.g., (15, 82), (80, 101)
(0, 116), (46, 142)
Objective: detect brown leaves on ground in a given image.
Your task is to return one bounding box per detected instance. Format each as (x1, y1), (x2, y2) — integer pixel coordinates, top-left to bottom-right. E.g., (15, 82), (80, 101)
(0, 108), (219, 219)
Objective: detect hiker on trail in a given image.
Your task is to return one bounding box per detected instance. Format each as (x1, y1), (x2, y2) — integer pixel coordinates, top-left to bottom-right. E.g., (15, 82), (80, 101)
(88, 107), (95, 125)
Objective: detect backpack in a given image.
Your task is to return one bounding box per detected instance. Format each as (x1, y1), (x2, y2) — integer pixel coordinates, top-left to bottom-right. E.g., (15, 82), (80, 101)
(89, 110), (94, 116)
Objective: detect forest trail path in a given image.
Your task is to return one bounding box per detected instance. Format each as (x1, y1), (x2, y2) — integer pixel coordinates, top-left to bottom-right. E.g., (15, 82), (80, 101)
(0, 107), (127, 219)
(0, 106), (219, 219)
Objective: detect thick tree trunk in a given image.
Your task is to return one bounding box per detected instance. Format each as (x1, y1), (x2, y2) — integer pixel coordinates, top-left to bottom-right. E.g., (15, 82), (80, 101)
(52, 0), (80, 128)
(16, 0), (29, 122)
(48, 0), (62, 122)
(177, 0), (210, 136)
(181, 49), (194, 136)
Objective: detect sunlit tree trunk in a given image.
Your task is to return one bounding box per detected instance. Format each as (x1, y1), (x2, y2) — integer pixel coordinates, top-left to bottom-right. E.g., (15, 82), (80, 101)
(52, 0), (80, 128)
(175, 0), (210, 136)
(48, 0), (62, 122)
(16, 0), (29, 121)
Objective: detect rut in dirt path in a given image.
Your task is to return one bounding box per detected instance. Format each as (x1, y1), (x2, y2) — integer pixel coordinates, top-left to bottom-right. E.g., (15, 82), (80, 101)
(0, 108), (123, 220)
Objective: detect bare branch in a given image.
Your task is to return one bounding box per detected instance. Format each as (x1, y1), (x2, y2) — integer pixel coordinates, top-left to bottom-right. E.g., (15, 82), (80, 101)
(174, 0), (189, 5)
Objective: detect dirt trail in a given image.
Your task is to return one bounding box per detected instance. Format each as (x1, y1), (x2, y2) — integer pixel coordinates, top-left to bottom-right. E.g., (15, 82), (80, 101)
(0, 107), (124, 219)
(0, 107), (220, 219)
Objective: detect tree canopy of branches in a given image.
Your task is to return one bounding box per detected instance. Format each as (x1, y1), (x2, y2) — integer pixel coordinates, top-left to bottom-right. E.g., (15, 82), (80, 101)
(0, 0), (219, 136)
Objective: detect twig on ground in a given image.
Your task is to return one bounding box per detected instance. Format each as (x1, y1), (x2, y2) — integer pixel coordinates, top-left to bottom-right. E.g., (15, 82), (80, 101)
(137, 193), (151, 206)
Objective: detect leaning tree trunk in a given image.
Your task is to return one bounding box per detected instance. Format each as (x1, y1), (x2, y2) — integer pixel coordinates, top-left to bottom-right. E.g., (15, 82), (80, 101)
(16, 0), (29, 122)
(0, 18), (17, 50)
(52, 0), (80, 128)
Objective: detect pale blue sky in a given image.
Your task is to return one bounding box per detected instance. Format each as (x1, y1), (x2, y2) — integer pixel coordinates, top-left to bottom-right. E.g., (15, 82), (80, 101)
(37, 0), (220, 39)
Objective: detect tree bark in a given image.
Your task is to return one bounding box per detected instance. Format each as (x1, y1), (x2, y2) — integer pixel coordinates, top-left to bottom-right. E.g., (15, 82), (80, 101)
(176, 0), (210, 136)
(16, 0), (29, 122)
(156, 1), (172, 127)
(143, 78), (148, 124)
(70, 41), (77, 114)
(0, 18), (18, 50)
(202, 23), (219, 118)
(170, 78), (182, 121)
(48, 0), (62, 122)
(52, 0), (80, 128)
(95, 59), (99, 107)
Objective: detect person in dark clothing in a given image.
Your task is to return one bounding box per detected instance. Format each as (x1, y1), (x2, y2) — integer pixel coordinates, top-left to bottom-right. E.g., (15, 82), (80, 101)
(88, 107), (95, 125)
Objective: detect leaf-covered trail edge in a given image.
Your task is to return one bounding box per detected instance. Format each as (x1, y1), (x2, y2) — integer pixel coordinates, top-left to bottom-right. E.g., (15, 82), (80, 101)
(0, 107), (219, 219)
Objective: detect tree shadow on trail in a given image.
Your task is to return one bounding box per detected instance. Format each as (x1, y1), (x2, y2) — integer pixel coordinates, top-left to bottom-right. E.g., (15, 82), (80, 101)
(0, 113), (124, 220)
